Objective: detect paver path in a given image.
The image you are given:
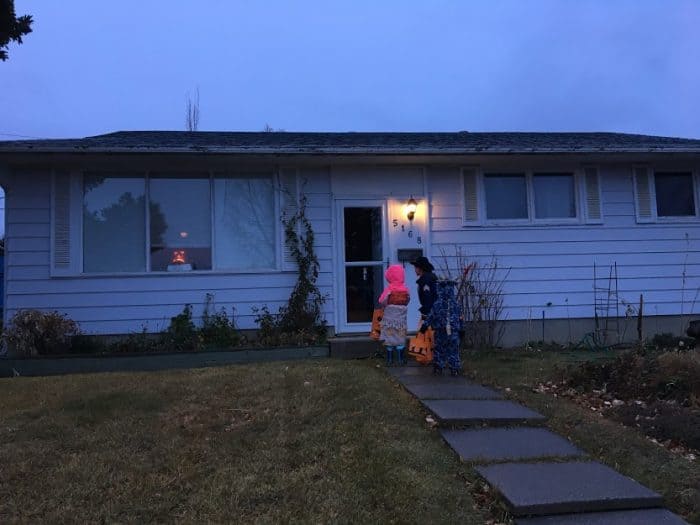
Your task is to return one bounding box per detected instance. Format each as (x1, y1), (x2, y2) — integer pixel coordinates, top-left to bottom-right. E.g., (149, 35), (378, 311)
(388, 363), (689, 524)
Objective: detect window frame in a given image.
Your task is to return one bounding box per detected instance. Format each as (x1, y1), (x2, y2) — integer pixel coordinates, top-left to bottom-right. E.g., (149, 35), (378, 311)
(473, 168), (582, 226)
(72, 170), (284, 276)
(651, 168), (700, 222)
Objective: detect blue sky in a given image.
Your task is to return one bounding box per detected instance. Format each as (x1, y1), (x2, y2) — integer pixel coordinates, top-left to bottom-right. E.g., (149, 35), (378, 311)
(1, 0), (699, 141)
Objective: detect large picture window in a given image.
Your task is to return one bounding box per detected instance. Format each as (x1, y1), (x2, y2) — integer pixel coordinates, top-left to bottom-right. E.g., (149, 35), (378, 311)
(82, 172), (278, 273)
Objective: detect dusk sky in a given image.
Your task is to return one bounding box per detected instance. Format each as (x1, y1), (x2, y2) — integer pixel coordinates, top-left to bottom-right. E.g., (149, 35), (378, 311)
(1, 0), (699, 141)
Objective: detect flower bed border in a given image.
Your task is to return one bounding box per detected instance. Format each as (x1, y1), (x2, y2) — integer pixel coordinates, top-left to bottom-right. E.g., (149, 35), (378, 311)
(0, 346), (329, 378)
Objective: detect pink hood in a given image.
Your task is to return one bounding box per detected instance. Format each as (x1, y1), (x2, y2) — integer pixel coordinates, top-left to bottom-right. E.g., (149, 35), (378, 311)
(378, 264), (409, 303)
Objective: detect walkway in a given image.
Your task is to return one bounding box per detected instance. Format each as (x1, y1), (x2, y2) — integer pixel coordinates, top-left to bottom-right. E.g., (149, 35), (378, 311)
(388, 364), (689, 524)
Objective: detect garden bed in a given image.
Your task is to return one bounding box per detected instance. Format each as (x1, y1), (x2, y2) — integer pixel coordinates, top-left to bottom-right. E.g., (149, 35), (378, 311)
(0, 345), (329, 377)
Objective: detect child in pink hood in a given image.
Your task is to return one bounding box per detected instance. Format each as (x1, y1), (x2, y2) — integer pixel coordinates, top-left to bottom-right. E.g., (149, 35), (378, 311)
(378, 264), (410, 366)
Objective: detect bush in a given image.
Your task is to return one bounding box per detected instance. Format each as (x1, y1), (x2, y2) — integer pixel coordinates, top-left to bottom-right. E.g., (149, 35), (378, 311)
(650, 333), (696, 352)
(3, 309), (80, 357)
(161, 304), (202, 352)
(656, 351), (700, 404)
(201, 294), (243, 349)
(70, 335), (109, 355)
(252, 305), (325, 347)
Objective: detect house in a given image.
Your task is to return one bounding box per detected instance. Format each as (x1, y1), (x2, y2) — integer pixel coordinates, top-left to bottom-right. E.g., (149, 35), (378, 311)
(0, 131), (699, 347)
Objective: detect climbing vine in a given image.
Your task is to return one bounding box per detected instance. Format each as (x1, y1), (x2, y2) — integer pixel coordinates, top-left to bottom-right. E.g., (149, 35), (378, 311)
(253, 183), (327, 346)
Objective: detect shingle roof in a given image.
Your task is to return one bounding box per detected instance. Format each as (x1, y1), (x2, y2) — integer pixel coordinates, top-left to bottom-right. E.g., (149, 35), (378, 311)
(2, 131), (700, 154)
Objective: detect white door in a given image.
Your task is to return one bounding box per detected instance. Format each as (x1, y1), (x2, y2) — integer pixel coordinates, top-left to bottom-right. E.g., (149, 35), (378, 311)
(336, 200), (387, 334)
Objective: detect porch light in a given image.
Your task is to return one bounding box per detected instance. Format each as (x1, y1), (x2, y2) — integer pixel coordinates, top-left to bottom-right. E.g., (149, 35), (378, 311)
(406, 196), (418, 221)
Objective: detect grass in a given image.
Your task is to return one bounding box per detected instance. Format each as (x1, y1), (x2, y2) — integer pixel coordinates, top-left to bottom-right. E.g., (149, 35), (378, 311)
(465, 348), (700, 524)
(0, 360), (495, 524)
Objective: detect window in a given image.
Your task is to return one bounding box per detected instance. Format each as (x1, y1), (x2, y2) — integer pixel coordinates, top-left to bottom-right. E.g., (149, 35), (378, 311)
(149, 176), (212, 271)
(533, 173), (576, 219)
(654, 172), (696, 217)
(484, 174), (528, 220)
(634, 167), (699, 222)
(83, 175), (146, 273)
(213, 176), (275, 270)
(80, 172), (279, 273)
(481, 171), (578, 222)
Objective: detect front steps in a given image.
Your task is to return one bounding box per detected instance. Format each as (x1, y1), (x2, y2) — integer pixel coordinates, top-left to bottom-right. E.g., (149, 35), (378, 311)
(328, 335), (381, 359)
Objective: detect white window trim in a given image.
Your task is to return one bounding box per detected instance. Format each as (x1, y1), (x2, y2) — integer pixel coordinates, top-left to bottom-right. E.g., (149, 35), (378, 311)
(651, 168), (700, 223)
(473, 169), (582, 226)
(57, 171), (284, 277)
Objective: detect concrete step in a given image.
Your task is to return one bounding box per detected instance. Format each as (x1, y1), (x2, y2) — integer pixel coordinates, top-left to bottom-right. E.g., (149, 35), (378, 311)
(403, 381), (503, 400)
(422, 399), (547, 426)
(441, 427), (584, 463)
(515, 508), (689, 524)
(475, 461), (664, 517)
(328, 336), (381, 359)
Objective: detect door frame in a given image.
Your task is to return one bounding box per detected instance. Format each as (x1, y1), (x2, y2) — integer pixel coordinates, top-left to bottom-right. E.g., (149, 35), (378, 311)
(334, 198), (389, 334)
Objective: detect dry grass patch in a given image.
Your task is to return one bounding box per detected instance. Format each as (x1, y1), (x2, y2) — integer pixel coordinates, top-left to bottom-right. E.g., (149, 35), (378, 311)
(1, 360), (493, 524)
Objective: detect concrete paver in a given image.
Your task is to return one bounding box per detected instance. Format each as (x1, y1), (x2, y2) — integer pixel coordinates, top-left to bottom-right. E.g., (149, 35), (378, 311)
(441, 427), (584, 462)
(423, 399), (546, 425)
(404, 381), (503, 399)
(475, 461), (663, 516)
(515, 508), (689, 524)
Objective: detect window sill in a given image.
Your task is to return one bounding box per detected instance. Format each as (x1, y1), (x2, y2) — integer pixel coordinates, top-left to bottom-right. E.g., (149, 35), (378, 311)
(51, 268), (291, 279)
(463, 219), (586, 228)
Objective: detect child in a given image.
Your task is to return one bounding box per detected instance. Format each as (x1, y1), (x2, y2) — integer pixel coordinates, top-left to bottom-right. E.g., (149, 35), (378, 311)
(378, 264), (410, 366)
(420, 280), (462, 376)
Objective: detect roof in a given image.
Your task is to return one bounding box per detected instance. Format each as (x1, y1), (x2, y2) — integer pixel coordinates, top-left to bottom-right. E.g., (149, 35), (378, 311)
(1, 131), (700, 155)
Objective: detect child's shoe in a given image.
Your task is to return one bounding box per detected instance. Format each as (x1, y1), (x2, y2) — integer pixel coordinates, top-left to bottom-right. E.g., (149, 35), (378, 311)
(450, 368), (461, 377)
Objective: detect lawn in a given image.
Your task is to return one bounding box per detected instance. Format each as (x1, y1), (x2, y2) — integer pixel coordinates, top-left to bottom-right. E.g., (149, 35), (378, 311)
(465, 348), (700, 524)
(0, 360), (494, 524)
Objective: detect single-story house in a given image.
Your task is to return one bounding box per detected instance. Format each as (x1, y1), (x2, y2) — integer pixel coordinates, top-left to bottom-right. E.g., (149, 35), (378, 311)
(0, 131), (698, 347)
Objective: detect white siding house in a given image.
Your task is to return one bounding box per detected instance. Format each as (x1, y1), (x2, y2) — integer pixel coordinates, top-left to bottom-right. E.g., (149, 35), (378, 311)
(0, 131), (699, 346)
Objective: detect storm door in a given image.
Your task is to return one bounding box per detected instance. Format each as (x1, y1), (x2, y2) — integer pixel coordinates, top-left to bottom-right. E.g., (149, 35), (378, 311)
(336, 200), (387, 333)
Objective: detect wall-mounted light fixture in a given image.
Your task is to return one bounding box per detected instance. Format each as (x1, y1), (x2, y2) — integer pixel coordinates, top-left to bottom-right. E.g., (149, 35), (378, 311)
(406, 196), (418, 221)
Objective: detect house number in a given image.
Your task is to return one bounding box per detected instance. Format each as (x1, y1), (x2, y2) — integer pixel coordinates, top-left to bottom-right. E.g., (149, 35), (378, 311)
(408, 230), (413, 238)
(417, 236), (422, 245)
(392, 219), (398, 228)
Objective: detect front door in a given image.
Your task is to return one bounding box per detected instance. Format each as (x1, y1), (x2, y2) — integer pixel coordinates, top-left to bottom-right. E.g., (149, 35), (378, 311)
(336, 200), (387, 333)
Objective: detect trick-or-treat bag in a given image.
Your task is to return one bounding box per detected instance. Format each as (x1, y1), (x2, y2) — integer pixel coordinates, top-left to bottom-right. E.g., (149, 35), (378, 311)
(369, 308), (383, 341)
(408, 321), (433, 364)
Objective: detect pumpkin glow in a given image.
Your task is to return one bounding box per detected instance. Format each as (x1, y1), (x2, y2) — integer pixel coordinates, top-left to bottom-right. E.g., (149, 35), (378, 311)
(171, 250), (187, 264)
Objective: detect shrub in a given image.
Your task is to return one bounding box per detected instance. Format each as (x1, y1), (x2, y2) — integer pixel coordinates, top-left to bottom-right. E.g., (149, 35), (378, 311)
(201, 293), (242, 349)
(162, 304), (202, 352)
(109, 327), (162, 354)
(70, 335), (109, 355)
(656, 351), (700, 405)
(3, 309), (80, 357)
(650, 333), (696, 353)
(252, 305), (324, 347)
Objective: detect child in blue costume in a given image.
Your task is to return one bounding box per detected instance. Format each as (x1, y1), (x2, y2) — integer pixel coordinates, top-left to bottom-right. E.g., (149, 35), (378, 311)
(420, 280), (462, 376)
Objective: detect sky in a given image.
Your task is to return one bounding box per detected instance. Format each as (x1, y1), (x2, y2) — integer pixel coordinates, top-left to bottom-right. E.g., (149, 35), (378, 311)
(1, 0), (699, 142)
